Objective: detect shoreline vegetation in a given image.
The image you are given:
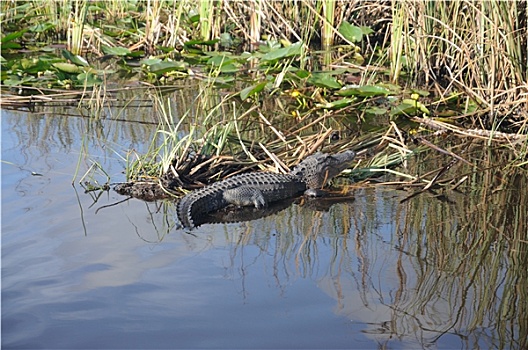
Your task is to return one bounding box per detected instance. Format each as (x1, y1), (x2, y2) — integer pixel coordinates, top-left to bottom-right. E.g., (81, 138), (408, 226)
(1, 0), (527, 194)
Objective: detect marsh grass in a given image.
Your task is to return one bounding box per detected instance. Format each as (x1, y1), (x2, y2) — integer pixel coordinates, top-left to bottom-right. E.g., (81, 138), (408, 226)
(2, 0), (524, 123)
(2, 0), (527, 186)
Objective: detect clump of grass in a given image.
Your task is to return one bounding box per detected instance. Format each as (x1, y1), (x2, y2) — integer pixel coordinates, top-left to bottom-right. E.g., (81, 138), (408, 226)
(396, 1), (527, 127)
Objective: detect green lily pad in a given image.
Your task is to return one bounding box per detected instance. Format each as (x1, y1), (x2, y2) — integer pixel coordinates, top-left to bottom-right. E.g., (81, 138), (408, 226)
(364, 106), (388, 115)
(29, 22), (55, 33)
(61, 50), (89, 66)
(258, 40), (282, 53)
(102, 46), (131, 56)
(308, 73), (342, 89)
(295, 69), (310, 79)
(53, 62), (80, 73)
(140, 58), (162, 66)
(77, 72), (102, 86)
(338, 85), (393, 97)
(3, 75), (36, 86)
(316, 97), (356, 109)
(207, 54), (234, 67)
(390, 99), (430, 116)
(219, 63), (239, 73)
(148, 60), (188, 75)
(261, 42), (302, 61)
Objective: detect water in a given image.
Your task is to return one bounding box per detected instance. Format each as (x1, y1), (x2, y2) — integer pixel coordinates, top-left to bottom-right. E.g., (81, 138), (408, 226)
(2, 105), (527, 349)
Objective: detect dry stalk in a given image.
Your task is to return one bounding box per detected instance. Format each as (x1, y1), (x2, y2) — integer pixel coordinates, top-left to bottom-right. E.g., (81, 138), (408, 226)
(414, 117), (528, 143)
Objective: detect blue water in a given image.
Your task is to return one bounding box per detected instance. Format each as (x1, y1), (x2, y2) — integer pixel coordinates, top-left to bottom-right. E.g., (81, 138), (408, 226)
(2, 108), (525, 349)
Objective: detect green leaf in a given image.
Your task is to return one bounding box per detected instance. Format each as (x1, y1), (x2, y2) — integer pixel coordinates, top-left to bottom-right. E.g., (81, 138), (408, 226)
(307, 73), (342, 89)
(338, 85), (393, 97)
(402, 98), (430, 114)
(261, 47), (289, 61)
(210, 76), (235, 85)
(258, 40), (282, 53)
(1, 29), (28, 43)
(87, 5), (104, 12)
(157, 46), (174, 53)
(339, 21), (363, 43)
(3, 75), (36, 86)
(61, 50), (89, 66)
(240, 82), (267, 100)
(207, 54), (234, 67)
(53, 62), (80, 73)
(77, 72), (102, 87)
(140, 58), (162, 66)
(295, 69), (310, 79)
(148, 60), (188, 75)
(29, 22), (55, 33)
(127, 51), (144, 58)
(2, 75), (20, 86)
(219, 63), (239, 73)
(219, 33), (234, 47)
(261, 42), (302, 61)
(188, 14), (200, 24)
(411, 88), (430, 97)
(390, 100), (429, 116)
(19, 58), (52, 74)
(1, 42), (21, 50)
(316, 97), (356, 109)
(102, 46), (131, 56)
(378, 83), (402, 93)
(72, 55), (89, 67)
(364, 106), (388, 115)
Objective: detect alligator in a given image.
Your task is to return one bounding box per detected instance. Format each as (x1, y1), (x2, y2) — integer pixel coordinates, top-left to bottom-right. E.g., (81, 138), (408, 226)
(177, 150), (356, 229)
(200, 194), (356, 227)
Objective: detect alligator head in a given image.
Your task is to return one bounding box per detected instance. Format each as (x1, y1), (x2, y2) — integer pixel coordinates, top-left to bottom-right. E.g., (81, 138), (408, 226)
(290, 150), (356, 189)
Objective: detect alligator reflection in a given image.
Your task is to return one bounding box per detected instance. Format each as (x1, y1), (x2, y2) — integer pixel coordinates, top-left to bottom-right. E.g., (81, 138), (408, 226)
(197, 195), (355, 227)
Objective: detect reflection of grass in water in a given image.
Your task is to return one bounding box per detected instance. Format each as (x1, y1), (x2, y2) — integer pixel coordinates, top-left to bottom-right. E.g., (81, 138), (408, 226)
(382, 145), (528, 348)
(219, 142), (527, 348)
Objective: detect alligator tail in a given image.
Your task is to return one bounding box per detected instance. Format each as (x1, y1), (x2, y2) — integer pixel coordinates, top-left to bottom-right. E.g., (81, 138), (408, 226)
(177, 187), (228, 229)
